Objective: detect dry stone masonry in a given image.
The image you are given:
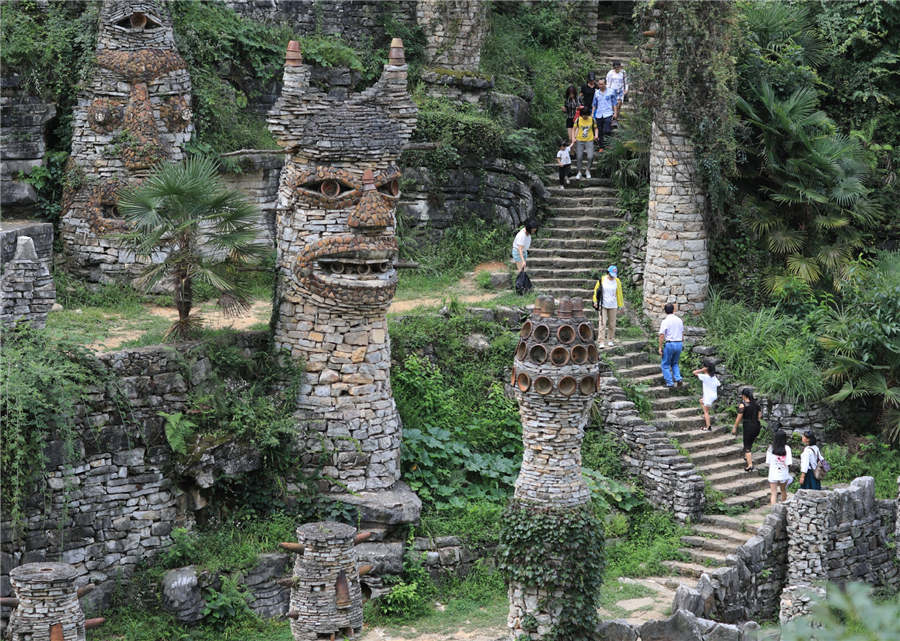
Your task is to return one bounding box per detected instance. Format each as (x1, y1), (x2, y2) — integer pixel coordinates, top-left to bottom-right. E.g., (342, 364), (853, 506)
(59, 0), (194, 283)
(506, 295), (600, 638)
(642, 114), (709, 322)
(6, 563), (86, 641)
(266, 40), (417, 494)
(1, 234), (55, 329)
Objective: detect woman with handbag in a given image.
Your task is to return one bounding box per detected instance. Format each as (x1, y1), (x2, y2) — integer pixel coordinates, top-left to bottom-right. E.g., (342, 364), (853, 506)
(798, 430), (823, 490)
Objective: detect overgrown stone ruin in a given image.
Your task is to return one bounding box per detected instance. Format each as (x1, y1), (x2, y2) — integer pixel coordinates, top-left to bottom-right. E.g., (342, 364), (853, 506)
(506, 295), (599, 637)
(266, 38), (416, 496)
(59, 0), (194, 283)
(1, 225), (55, 329)
(5, 562), (99, 641)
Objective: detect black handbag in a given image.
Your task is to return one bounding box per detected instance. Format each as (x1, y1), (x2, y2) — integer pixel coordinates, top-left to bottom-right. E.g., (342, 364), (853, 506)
(515, 270), (533, 295)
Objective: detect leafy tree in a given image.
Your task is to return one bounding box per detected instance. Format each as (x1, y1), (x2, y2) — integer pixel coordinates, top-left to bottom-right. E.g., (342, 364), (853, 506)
(737, 83), (882, 289)
(781, 582), (900, 641)
(818, 252), (900, 442)
(117, 157), (267, 339)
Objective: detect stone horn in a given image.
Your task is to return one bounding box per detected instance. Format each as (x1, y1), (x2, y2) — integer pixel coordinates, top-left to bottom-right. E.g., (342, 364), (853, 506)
(388, 38), (405, 65)
(285, 40), (303, 67)
(0, 597), (19, 607)
(84, 618), (106, 629)
(279, 542), (305, 553)
(354, 531), (373, 544)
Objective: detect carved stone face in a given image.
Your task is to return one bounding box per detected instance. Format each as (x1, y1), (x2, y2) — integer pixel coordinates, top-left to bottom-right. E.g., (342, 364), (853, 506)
(281, 162), (401, 309)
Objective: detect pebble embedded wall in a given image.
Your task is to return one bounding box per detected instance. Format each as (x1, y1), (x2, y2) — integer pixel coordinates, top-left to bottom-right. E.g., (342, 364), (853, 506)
(642, 114), (709, 323)
(266, 41), (416, 493)
(59, 0), (194, 283)
(1, 235), (55, 329)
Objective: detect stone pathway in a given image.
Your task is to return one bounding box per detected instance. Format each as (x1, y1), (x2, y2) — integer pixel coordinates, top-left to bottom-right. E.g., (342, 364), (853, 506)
(609, 342), (774, 579)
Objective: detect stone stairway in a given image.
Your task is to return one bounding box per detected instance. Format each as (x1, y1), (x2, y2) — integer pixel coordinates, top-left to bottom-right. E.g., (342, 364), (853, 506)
(595, 21), (637, 73)
(527, 176), (622, 301)
(609, 345), (773, 579)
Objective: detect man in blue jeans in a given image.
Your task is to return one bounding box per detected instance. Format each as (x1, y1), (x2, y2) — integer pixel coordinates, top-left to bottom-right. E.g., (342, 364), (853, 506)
(658, 302), (684, 388)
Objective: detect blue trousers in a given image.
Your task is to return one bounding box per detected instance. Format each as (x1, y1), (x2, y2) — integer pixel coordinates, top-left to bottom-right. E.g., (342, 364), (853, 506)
(661, 341), (683, 386)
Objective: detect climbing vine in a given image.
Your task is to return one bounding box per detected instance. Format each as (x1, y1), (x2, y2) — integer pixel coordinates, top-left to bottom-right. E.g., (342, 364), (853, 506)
(635, 0), (740, 227)
(497, 501), (605, 641)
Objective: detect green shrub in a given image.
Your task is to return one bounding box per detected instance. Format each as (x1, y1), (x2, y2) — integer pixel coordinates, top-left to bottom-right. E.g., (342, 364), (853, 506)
(420, 500), (504, 550)
(160, 528), (202, 569)
(604, 508), (689, 578)
(582, 427), (626, 481)
(202, 575), (252, 624)
(820, 438), (900, 500)
(781, 582), (900, 641)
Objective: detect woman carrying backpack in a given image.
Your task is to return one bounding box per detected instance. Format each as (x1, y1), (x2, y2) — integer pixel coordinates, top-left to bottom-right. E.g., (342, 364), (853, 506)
(798, 430), (822, 490)
(732, 388), (762, 472)
(765, 430), (792, 505)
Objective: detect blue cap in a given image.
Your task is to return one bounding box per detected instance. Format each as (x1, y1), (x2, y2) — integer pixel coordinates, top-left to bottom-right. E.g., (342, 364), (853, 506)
(608, 265), (618, 276)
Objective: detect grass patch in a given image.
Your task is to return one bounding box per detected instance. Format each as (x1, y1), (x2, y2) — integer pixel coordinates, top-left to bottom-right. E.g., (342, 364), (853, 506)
(604, 509), (689, 577)
(597, 581), (653, 619)
(91, 611), (291, 641)
(419, 500), (505, 550)
(44, 305), (172, 348)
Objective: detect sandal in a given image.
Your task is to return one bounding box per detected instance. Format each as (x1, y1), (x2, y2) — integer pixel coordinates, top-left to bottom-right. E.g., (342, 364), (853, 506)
(745, 466), (754, 473)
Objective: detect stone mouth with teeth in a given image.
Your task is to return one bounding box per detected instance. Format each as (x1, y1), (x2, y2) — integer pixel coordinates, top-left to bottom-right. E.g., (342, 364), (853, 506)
(295, 237), (398, 304)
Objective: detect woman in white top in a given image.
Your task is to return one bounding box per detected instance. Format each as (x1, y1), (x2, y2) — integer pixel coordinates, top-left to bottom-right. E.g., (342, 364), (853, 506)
(606, 61), (628, 120)
(512, 218), (538, 273)
(765, 430), (793, 505)
(692, 360), (720, 431)
(798, 430), (822, 490)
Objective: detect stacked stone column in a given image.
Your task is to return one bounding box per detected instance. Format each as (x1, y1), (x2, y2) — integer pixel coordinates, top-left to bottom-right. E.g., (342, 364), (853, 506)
(642, 113), (709, 323)
(506, 296), (599, 638)
(1, 235), (55, 329)
(7, 563), (85, 641)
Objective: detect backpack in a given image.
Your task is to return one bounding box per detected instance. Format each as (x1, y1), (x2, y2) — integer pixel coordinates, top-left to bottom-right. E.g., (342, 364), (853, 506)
(515, 270), (533, 295)
(812, 446), (830, 480)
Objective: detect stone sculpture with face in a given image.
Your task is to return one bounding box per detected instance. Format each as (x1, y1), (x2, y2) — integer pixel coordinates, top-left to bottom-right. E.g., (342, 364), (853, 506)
(267, 41), (416, 492)
(60, 0), (193, 282)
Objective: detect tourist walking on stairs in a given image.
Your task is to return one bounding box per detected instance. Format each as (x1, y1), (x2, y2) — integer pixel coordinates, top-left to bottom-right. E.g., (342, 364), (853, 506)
(592, 266), (623, 347)
(573, 107), (596, 179)
(766, 430), (792, 505)
(732, 387), (762, 472)
(658, 302), (684, 388)
(563, 85), (579, 145)
(591, 78), (616, 151)
(556, 140), (573, 188)
(798, 431), (822, 490)
(693, 360), (720, 431)
(606, 61), (628, 121)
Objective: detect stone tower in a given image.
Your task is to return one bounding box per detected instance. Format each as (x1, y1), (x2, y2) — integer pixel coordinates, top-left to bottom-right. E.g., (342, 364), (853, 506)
(267, 40), (417, 493)
(59, 0), (193, 283)
(507, 296), (600, 638)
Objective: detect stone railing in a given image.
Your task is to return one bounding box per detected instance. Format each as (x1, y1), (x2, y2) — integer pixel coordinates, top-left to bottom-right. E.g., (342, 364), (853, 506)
(595, 368), (706, 522)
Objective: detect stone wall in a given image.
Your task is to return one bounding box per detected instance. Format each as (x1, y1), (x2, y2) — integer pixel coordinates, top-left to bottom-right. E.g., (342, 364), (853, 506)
(225, 0), (417, 48)
(595, 369), (706, 522)
(417, 0), (488, 71)
(220, 152), (286, 247)
(779, 477), (899, 622)
(596, 609), (761, 641)
(0, 333), (268, 612)
(0, 235), (56, 329)
(642, 115), (709, 324)
(398, 159), (548, 242)
(0, 75), (56, 218)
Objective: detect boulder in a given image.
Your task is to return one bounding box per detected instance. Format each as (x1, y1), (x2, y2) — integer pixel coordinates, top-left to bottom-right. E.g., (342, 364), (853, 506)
(354, 542), (404, 575)
(639, 609), (704, 641)
(489, 271), (511, 289)
(330, 481), (422, 527)
(595, 618), (638, 641)
(481, 91), (530, 128)
(244, 553), (291, 618)
(466, 333), (491, 354)
(176, 437), (262, 489)
(161, 566), (205, 623)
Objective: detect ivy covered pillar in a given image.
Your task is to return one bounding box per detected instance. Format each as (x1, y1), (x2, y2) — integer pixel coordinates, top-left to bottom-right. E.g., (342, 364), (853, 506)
(638, 0), (738, 324)
(500, 296), (605, 640)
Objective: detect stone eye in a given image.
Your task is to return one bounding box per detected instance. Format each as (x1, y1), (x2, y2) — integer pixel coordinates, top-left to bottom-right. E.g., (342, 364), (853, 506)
(305, 179), (354, 199)
(377, 179), (400, 197)
(115, 12), (162, 31)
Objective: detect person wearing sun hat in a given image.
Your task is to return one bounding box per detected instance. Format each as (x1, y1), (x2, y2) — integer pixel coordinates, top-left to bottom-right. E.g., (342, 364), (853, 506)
(591, 265), (623, 347)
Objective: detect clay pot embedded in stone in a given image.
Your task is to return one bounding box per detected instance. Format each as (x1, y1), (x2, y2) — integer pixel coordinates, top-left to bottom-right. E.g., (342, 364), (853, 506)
(330, 262), (345, 274)
(529, 344), (547, 364)
(389, 38), (406, 65)
(285, 40), (303, 66)
(558, 297), (573, 319)
(550, 346), (569, 366)
(130, 11), (147, 29)
(559, 376), (577, 396)
(511, 368), (517, 386)
(321, 179), (341, 197)
(571, 344), (588, 364)
(572, 298), (585, 318)
(533, 324), (550, 342)
(356, 263), (372, 275)
(515, 341), (528, 360)
(520, 321), (533, 339)
(557, 324), (575, 344)
(517, 372), (531, 392)
(335, 570), (351, 609)
(537, 295), (555, 317)
(578, 322), (593, 342)
(534, 376), (553, 395)
(588, 345), (599, 363)
(579, 376), (596, 395)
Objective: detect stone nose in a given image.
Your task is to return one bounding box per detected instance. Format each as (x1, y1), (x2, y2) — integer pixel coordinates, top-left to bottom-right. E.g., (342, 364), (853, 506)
(347, 169), (393, 232)
(121, 83), (164, 170)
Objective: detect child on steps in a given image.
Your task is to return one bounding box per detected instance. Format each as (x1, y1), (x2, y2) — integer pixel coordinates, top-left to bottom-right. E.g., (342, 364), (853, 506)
(693, 360), (720, 431)
(556, 139), (573, 188)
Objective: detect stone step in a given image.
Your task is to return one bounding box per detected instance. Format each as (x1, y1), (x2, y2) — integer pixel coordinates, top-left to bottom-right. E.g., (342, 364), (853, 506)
(694, 453), (764, 477)
(685, 443), (746, 466)
(526, 256), (608, 270)
(690, 524), (752, 546)
(682, 547), (730, 567)
(682, 434), (735, 454)
(642, 384), (693, 399)
(546, 185), (617, 197)
(650, 395), (689, 411)
(531, 277), (596, 289)
(534, 237), (607, 250)
(534, 287), (609, 301)
(722, 488), (771, 510)
(541, 175), (612, 188)
(540, 225), (615, 236)
(545, 216), (622, 229)
(704, 465), (764, 485)
(657, 415), (721, 434)
(679, 535), (738, 555)
(546, 196), (620, 208)
(710, 476), (770, 499)
(674, 426), (732, 445)
(543, 206), (620, 218)
(528, 268), (595, 281)
(607, 351), (651, 368)
(528, 247), (610, 260)
(661, 560), (713, 579)
(615, 361), (661, 378)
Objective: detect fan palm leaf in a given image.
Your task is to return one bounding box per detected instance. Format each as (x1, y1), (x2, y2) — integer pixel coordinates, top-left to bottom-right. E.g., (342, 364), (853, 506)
(786, 254), (822, 283)
(767, 228), (805, 254)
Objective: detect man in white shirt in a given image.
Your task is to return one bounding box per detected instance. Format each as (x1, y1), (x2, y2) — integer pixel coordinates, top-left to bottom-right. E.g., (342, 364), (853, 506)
(512, 218), (538, 273)
(658, 302), (684, 388)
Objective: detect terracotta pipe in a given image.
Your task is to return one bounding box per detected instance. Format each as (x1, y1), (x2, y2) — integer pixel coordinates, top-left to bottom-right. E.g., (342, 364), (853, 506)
(529, 344), (547, 364)
(285, 40), (303, 66)
(571, 344), (588, 364)
(50, 623), (63, 641)
(534, 376), (553, 395)
(578, 322), (593, 342)
(557, 325), (575, 344)
(279, 542), (305, 554)
(335, 570), (351, 608)
(516, 372), (531, 393)
(533, 324), (550, 342)
(580, 376), (596, 395)
(515, 341), (527, 360)
(520, 321), (533, 339)
(354, 531), (373, 544)
(0, 597), (19, 607)
(358, 564), (375, 576)
(84, 618), (106, 630)
(550, 346), (570, 366)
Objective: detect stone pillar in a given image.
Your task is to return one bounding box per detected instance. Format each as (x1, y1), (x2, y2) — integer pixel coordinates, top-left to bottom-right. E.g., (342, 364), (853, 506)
(59, 0), (194, 283)
(506, 295), (600, 638)
(642, 113), (709, 324)
(286, 522), (364, 641)
(7, 563), (86, 641)
(780, 488), (830, 622)
(266, 40), (417, 497)
(1, 235), (56, 329)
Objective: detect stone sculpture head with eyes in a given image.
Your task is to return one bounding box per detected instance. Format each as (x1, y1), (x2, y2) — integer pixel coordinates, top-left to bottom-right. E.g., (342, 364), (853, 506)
(267, 40), (417, 493)
(60, 0), (193, 282)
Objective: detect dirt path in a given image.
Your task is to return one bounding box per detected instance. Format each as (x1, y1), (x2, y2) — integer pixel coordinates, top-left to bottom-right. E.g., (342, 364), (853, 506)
(360, 626), (505, 641)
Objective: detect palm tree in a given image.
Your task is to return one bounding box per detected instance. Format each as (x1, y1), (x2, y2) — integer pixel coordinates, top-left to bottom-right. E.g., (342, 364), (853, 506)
(737, 83), (882, 290)
(117, 156), (267, 339)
